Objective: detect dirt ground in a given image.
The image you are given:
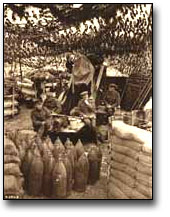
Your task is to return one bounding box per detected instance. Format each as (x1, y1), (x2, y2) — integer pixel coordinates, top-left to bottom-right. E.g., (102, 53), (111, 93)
(4, 105), (110, 199)
(4, 105), (33, 133)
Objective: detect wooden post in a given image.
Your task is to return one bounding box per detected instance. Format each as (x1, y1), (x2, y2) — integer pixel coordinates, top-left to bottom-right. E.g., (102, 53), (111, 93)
(12, 86), (15, 117)
(72, 73), (75, 94)
(11, 59), (13, 72)
(19, 57), (22, 82)
(91, 73), (94, 98)
(94, 64), (105, 100)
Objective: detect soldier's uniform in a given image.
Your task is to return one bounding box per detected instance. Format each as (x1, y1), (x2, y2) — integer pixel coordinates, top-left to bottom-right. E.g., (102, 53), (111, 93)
(104, 84), (120, 115)
(76, 92), (97, 143)
(31, 105), (51, 137)
(78, 98), (95, 118)
(44, 97), (62, 114)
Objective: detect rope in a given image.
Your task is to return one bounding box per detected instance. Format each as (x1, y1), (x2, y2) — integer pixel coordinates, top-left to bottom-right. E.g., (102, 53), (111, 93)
(138, 81), (152, 109)
(131, 76), (152, 110)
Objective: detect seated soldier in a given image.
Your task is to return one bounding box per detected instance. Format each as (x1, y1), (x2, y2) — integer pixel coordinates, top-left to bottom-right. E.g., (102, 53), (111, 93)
(44, 96), (62, 114)
(71, 91), (96, 143)
(104, 84), (120, 115)
(70, 91), (96, 128)
(31, 100), (52, 138)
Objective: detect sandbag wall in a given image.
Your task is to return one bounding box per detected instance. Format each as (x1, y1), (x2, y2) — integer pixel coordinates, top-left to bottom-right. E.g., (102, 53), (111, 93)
(4, 95), (19, 117)
(108, 120), (152, 199)
(17, 79), (36, 100)
(4, 136), (24, 198)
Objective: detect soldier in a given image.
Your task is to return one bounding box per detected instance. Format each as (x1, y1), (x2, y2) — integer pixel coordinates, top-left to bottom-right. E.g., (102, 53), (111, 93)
(70, 91), (95, 122)
(78, 91), (95, 116)
(104, 84), (121, 115)
(31, 100), (52, 138)
(44, 97), (62, 114)
(70, 91), (97, 143)
(66, 54), (74, 74)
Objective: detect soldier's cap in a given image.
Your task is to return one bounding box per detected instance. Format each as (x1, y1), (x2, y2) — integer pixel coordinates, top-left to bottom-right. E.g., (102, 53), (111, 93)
(89, 96), (94, 100)
(109, 83), (117, 88)
(35, 99), (43, 104)
(80, 91), (88, 96)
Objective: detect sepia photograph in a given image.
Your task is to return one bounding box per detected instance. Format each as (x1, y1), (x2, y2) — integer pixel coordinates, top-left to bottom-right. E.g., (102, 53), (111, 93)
(3, 3), (152, 200)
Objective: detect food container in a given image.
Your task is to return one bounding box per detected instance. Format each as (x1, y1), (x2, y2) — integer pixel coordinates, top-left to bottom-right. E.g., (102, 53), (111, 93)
(69, 117), (82, 130)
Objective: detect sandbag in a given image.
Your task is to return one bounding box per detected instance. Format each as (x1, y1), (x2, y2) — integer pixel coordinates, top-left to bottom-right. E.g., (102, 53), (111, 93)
(4, 175), (24, 196)
(110, 168), (136, 188)
(4, 155), (21, 165)
(108, 183), (129, 199)
(4, 136), (16, 148)
(136, 162), (152, 176)
(4, 143), (19, 156)
(112, 143), (139, 160)
(6, 131), (17, 144)
(112, 121), (152, 144)
(4, 108), (18, 117)
(142, 143), (152, 155)
(135, 181), (152, 198)
(111, 134), (123, 145)
(21, 87), (36, 96)
(4, 136), (12, 144)
(111, 152), (137, 169)
(110, 160), (137, 178)
(136, 172), (152, 188)
(109, 176), (147, 199)
(4, 100), (18, 108)
(138, 153), (152, 165)
(4, 163), (21, 176)
(111, 135), (142, 151)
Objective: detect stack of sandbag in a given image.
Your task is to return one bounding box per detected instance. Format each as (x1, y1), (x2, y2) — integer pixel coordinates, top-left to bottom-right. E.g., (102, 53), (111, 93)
(108, 120), (152, 199)
(17, 80), (36, 99)
(7, 129), (37, 163)
(4, 95), (19, 117)
(4, 136), (24, 198)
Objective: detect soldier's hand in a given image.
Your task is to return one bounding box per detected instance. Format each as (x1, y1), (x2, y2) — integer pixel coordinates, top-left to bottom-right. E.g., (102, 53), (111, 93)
(42, 121), (45, 125)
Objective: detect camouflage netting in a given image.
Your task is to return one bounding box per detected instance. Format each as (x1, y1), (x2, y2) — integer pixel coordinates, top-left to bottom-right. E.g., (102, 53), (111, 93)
(4, 4), (152, 77)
